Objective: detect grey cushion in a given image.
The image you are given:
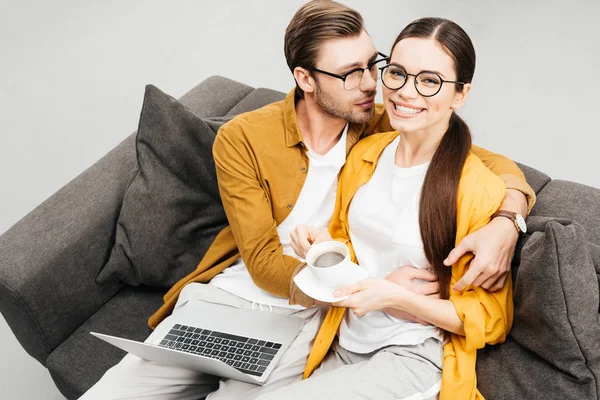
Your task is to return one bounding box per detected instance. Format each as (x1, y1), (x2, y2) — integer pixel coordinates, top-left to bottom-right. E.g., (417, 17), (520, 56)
(97, 85), (229, 287)
(46, 287), (164, 399)
(477, 216), (600, 399)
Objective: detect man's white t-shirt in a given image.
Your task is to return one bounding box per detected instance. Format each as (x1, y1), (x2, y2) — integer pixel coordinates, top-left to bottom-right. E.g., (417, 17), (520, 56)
(209, 126), (349, 309)
(339, 136), (442, 353)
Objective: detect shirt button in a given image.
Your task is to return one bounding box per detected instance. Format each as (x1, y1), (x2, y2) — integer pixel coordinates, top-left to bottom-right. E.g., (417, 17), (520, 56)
(287, 204), (293, 210)
(301, 167), (307, 173)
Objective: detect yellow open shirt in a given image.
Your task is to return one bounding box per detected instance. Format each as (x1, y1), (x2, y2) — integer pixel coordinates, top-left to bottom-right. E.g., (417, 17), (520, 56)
(303, 131), (513, 400)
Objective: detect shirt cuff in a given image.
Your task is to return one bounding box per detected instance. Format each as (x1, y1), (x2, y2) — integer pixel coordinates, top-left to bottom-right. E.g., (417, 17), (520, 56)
(499, 173), (536, 213)
(289, 261), (313, 308)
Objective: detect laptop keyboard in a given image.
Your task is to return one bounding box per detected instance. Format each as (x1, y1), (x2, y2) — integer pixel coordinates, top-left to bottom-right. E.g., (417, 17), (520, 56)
(158, 324), (282, 377)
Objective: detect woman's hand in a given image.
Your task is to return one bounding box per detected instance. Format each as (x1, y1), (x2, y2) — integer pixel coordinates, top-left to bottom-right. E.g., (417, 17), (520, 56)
(331, 278), (406, 317)
(290, 225), (332, 259)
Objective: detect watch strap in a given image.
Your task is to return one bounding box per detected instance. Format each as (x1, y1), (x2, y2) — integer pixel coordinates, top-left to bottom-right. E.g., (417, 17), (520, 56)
(492, 210), (520, 233)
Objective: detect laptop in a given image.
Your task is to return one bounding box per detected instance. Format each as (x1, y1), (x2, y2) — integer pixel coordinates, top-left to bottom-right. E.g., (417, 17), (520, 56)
(91, 301), (305, 385)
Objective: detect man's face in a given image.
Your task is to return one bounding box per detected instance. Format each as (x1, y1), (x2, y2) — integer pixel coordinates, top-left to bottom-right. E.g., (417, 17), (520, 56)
(312, 30), (379, 124)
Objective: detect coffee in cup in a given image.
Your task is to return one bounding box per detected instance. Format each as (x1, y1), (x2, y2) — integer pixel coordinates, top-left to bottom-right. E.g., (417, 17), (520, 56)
(305, 241), (355, 288)
(313, 251), (345, 268)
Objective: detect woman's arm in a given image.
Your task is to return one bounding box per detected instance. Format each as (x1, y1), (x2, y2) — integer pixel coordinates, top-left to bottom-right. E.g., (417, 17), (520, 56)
(333, 278), (465, 335)
(392, 289), (464, 335)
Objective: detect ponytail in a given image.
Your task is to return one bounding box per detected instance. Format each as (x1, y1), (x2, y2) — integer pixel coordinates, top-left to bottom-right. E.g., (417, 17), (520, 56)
(419, 112), (472, 303)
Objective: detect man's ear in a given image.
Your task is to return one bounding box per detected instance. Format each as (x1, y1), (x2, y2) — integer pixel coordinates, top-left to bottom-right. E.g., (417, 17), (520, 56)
(451, 83), (471, 111)
(293, 67), (315, 94)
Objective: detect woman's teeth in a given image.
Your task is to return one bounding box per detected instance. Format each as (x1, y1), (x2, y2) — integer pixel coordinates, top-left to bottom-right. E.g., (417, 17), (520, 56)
(395, 104), (423, 115)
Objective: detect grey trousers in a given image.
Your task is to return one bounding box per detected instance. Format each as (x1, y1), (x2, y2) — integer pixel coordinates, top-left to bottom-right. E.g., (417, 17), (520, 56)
(80, 283), (442, 400)
(258, 338), (443, 400)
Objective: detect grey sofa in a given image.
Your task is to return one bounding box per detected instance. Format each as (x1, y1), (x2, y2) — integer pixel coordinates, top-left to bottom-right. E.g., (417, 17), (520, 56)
(0, 76), (599, 400)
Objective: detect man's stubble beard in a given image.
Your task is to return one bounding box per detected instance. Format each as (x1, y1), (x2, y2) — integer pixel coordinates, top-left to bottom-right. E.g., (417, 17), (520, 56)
(314, 83), (376, 124)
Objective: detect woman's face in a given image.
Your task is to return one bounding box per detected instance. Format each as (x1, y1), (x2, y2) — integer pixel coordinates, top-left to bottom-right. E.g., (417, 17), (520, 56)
(382, 37), (470, 135)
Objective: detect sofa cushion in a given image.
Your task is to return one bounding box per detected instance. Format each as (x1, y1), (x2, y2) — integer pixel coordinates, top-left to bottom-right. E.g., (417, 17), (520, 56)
(46, 287), (164, 399)
(477, 216), (600, 399)
(97, 85), (229, 287)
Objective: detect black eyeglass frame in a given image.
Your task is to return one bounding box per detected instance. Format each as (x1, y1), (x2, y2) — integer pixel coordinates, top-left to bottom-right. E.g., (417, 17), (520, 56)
(309, 52), (389, 91)
(379, 63), (466, 97)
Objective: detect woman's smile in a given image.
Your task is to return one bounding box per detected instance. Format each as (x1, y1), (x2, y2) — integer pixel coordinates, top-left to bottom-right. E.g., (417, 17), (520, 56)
(389, 99), (426, 118)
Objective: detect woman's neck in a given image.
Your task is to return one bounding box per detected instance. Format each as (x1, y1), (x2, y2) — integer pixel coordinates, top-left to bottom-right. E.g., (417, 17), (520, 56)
(394, 118), (451, 168)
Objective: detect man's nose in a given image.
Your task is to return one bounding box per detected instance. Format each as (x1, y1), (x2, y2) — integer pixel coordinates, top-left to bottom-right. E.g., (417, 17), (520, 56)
(359, 70), (377, 92)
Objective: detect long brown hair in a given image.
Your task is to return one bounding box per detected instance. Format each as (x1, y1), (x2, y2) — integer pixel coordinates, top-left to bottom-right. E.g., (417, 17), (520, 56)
(284, 0), (364, 99)
(391, 18), (475, 301)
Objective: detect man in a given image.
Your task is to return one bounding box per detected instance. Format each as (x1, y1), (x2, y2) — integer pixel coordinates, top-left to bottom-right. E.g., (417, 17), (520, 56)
(82, 1), (534, 399)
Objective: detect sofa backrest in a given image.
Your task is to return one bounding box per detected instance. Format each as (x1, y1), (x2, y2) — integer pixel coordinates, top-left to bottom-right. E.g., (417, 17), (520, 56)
(179, 76), (285, 119)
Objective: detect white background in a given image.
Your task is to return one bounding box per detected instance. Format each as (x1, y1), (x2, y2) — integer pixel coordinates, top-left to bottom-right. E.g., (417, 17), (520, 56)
(1, 1), (598, 398)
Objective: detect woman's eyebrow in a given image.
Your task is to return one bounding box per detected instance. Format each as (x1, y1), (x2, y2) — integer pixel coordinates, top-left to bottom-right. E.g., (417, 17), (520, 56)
(422, 69), (447, 78)
(390, 62), (448, 78)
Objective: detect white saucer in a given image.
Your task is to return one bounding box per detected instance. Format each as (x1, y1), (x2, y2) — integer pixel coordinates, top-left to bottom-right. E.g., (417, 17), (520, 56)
(294, 263), (369, 303)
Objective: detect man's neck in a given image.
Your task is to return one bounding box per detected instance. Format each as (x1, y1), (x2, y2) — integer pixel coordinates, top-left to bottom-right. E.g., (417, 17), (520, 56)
(295, 97), (347, 155)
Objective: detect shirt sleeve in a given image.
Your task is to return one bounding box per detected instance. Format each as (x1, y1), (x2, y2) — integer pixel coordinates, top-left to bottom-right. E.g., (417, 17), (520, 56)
(450, 170), (514, 351)
(213, 124), (303, 299)
(471, 144), (536, 212)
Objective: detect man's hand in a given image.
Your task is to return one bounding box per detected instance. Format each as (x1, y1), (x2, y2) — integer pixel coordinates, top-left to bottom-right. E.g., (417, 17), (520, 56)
(446, 217), (518, 292)
(290, 225), (331, 259)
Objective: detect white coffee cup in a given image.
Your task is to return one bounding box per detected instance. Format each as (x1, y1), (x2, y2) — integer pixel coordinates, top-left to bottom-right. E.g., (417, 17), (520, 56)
(305, 241), (357, 288)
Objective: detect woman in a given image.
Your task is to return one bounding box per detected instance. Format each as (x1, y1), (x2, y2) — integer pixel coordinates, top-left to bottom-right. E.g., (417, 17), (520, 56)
(283, 18), (512, 400)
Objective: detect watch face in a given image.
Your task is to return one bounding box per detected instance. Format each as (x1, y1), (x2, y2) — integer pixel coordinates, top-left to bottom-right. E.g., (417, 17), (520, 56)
(516, 214), (527, 233)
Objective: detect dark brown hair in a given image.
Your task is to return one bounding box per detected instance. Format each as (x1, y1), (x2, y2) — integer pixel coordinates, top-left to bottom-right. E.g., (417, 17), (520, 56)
(392, 18), (475, 302)
(284, 0), (364, 98)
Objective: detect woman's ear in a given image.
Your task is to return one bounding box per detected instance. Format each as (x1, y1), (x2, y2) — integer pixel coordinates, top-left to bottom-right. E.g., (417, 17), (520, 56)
(293, 67), (315, 95)
(451, 83), (471, 111)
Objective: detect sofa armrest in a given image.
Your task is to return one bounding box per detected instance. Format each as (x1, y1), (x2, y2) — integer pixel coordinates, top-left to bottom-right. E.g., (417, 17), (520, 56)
(0, 135), (136, 365)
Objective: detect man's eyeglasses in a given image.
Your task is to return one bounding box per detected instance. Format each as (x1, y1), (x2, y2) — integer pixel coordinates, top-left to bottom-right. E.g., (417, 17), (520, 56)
(309, 52), (389, 91)
(380, 63), (465, 97)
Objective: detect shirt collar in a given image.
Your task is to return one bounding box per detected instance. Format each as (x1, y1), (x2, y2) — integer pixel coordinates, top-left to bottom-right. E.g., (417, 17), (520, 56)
(362, 131), (400, 163)
(283, 88), (304, 148)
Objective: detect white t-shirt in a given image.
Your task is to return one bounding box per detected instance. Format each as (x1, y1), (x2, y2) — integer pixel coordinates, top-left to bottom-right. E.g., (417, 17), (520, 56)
(209, 126), (349, 309)
(339, 136), (442, 353)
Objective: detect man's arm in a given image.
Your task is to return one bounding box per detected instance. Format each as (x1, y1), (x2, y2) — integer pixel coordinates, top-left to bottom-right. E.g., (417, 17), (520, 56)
(449, 146), (536, 292)
(213, 125), (305, 302)
(471, 145), (535, 212)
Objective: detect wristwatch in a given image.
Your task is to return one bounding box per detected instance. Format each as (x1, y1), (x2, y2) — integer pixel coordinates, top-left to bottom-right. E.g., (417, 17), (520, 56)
(492, 210), (527, 233)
